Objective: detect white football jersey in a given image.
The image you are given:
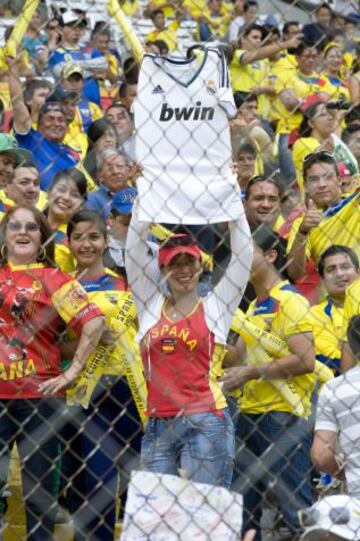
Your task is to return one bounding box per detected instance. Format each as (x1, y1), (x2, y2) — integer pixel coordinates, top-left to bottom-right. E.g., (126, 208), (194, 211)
(134, 48), (242, 224)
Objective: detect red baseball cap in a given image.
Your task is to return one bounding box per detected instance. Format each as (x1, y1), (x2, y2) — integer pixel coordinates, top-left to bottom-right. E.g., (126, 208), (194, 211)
(300, 93), (328, 115)
(158, 234), (201, 267)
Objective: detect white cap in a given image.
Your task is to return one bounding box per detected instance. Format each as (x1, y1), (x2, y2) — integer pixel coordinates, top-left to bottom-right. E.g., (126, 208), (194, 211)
(60, 10), (86, 26)
(300, 495), (360, 540)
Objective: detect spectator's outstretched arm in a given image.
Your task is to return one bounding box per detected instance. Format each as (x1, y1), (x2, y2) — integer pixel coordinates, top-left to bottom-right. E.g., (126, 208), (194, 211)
(7, 56), (31, 134)
(126, 203), (160, 323)
(212, 209), (253, 328)
(240, 34), (302, 66)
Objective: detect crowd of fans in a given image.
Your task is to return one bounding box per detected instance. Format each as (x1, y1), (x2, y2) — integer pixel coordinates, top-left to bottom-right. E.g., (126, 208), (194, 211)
(0, 0), (359, 540)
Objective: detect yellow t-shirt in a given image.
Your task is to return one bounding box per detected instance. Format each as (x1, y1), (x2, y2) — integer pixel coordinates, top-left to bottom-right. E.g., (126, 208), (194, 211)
(309, 192), (360, 264)
(274, 70), (333, 135)
(120, 0), (140, 16)
(269, 53), (298, 123)
(341, 277), (360, 342)
(64, 102), (103, 158)
(240, 280), (314, 416)
(0, 47), (32, 109)
(230, 50), (271, 117)
(310, 299), (343, 375)
(182, 0), (207, 18)
(53, 224), (76, 274)
(147, 21), (179, 51)
(148, 0), (176, 18)
(292, 136), (320, 200)
(287, 191), (360, 264)
(321, 74), (351, 102)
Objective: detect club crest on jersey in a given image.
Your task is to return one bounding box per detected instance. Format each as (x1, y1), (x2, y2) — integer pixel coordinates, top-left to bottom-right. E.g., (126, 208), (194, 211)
(159, 101), (215, 122)
(206, 79), (216, 95)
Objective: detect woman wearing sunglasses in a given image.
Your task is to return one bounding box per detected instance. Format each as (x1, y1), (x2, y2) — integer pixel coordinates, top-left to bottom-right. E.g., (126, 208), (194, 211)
(0, 205), (104, 540)
(126, 203), (252, 487)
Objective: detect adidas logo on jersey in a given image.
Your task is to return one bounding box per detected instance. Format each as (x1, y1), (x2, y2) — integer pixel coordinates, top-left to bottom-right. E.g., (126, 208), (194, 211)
(152, 85), (165, 94)
(159, 102), (215, 122)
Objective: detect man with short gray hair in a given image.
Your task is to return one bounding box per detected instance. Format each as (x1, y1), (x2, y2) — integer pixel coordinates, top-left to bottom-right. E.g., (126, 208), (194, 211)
(86, 149), (131, 220)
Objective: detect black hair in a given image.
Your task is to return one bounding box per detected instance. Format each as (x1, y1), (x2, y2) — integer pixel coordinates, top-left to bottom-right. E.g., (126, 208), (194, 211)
(67, 209), (107, 240)
(244, 175), (282, 200)
(49, 169), (87, 199)
(251, 225), (288, 274)
(150, 9), (164, 19)
(347, 315), (360, 359)
(242, 23), (264, 39)
(318, 245), (359, 277)
(294, 42), (321, 57)
(282, 21), (300, 37)
(303, 152), (338, 182)
(83, 118), (118, 178)
(87, 118), (117, 150)
(298, 102), (323, 138)
(244, 1), (258, 11)
(233, 91), (258, 109)
(342, 124), (360, 144)
(91, 20), (111, 38)
(151, 39), (169, 55)
(314, 2), (332, 13)
(345, 105), (360, 126)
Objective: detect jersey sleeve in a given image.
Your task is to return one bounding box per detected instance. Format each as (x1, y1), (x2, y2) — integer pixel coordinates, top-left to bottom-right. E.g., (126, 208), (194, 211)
(315, 382), (338, 432)
(216, 50), (237, 118)
(279, 293), (313, 336)
(49, 274), (103, 334)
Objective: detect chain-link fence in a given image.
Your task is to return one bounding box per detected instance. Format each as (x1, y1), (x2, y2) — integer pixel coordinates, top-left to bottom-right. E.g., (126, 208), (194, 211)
(0, 0), (359, 540)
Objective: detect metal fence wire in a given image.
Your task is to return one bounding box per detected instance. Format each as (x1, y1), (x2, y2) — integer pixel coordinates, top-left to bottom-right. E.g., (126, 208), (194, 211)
(0, 0), (359, 540)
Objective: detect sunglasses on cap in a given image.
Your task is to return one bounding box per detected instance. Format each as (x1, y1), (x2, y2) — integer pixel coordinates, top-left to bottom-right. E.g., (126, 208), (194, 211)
(303, 150), (335, 164)
(161, 234), (198, 249)
(298, 506), (351, 528)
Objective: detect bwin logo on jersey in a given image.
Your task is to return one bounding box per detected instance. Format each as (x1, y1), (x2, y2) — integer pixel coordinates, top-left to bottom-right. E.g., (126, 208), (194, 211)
(159, 101), (215, 122)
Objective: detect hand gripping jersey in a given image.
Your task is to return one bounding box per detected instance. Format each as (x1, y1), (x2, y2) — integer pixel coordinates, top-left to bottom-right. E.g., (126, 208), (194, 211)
(134, 48), (242, 224)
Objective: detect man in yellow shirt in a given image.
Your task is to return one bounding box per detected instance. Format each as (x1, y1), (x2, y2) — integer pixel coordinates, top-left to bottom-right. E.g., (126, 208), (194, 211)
(287, 151), (360, 281)
(221, 226), (315, 541)
(230, 24), (301, 119)
(311, 245), (359, 376)
(59, 63), (103, 157)
(146, 9), (180, 52)
(273, 42), (333, 184)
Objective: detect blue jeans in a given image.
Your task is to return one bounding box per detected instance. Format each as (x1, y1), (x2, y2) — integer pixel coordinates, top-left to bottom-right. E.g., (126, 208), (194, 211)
(61, 377), (142, 541)
(278, 134), (296, 185)
(233, 411), (313, 541)
(0, 398), (62, 541)
(141, 409), (235, 488)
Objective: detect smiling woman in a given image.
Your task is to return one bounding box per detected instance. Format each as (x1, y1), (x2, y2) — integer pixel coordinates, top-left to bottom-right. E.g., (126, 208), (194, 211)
(0, 205), (104, 540)
(126, 202), (252, 488)
(46, 168), (87, 271)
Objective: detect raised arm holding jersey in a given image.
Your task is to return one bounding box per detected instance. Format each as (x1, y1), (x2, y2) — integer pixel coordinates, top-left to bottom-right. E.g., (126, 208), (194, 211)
(126, 199), (252, 487)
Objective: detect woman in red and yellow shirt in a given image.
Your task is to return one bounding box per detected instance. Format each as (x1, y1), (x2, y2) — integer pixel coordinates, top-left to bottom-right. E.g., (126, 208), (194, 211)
(0, 205), (103, 540)
(126, 203), (252, 487)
